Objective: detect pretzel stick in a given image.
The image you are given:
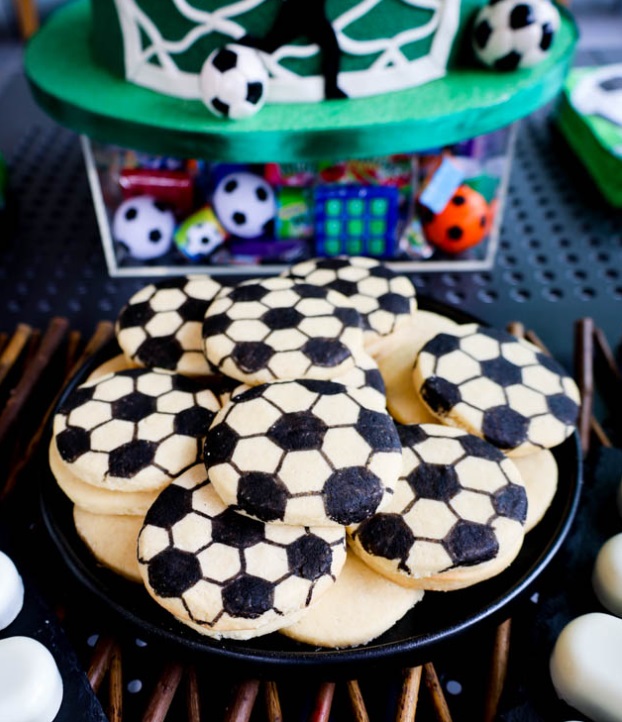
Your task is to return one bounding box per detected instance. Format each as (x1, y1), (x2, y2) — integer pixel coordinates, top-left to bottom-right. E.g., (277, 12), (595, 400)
(395, 666), (422, 722)
(309, 681), (335, 722)
(506, 321), (525, 339)
(1, 321), (114, 500)
(185, 666), (201, 722)
(484, 618), (512, 722)
(108, 642), (123, 722)
(574, 318), (594, 455)
(222, 679), (260, 722)
(141, 661), (184, 722)
(423, 663), (453, 722)
(0, 317), (68, 446)
(0, 332), (8, 357)
(346, 680), (370, 722)
(591, 416), (613, 448)
(65, 330), (83, 376)
(593, 326), (622, 383)
(0, 323), (32, 389)
(264, 680), (283, 722)
(87, 635), (116, 693)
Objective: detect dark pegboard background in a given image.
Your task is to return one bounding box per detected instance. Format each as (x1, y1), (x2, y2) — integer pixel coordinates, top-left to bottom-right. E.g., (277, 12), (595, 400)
(1, 41), (622, 722)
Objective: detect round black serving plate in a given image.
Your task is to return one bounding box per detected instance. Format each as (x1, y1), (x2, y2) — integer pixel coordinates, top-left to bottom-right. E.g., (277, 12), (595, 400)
(39, 297), (583, 677)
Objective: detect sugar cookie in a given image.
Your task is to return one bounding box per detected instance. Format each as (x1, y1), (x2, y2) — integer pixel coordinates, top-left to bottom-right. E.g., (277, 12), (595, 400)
(279, 552), (424, 648)
(332, 349), (387, 409)
(0, 636), (63, 722)
(49, 440), (159, 516)
(593, 533), (622, 618)
(284, 256), (417, 343)
(373, 311), (460, 424)
(205, 379), (402, 527)
(413, 324), (580, 456)
(116, 275), (223, 377)
(73, 507), (143, 583)
(349, 423), (527, 591)
(86, 354), (139, 382)
(550, 612), (622, 722)
(202, 277), (364, 385)
(53, 368), (220, 492)
(0, 551), (24, 630)
(137, 464), (347, 640)
(510, 448), (558, 532)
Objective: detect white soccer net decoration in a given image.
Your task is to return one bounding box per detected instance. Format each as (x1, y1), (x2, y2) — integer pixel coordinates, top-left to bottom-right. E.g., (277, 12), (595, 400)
(115, 0), (460, 102)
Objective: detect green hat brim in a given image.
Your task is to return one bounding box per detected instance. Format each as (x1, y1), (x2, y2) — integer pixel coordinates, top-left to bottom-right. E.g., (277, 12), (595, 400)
(25, 0), (578, 163)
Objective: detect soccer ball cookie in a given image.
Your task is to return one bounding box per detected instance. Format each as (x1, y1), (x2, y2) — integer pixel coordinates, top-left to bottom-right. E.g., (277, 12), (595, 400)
(332, 349), (387, 410)
(349, 423), (528, 591)
(204, 379), (402, 527)
(116, 275), (223, 377)
(137, 464), (347, 640)
(413, 324), (580, 457)
(202, 277), (364, 385)
(284, 256), (417, 344)
(53, 368), (220, 492)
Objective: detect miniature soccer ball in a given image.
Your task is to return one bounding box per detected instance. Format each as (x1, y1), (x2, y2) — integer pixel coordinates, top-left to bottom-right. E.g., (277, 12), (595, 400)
(212, 171), (276, 238)
(174, 206), (228, 260)
(112, 195), (175, 261)
(417, 185), (491, 254)
(115, 275), (223, 376)
(200, 44), (268, 120)
(472, 0), (560, 71)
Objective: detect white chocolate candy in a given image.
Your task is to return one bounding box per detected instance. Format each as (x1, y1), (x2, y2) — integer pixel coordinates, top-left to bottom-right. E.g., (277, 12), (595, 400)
(0, 636), (64, 722)
(593, 533), (622, 618)
(0, 550), (24, 630)
(550, 612), (622, 722)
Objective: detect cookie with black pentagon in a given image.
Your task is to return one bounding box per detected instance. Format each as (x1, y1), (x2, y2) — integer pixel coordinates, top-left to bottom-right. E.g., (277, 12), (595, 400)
(53, 368), (221, 492)
(511, 448), (558, 532)
(202, 277), (365, 385)
(412, 324), (580, 457)
(284, 256), (417, 344)
(116, 275), (223, 377)
(137, 464), (347, 640)
(204, 379), (402, 527)
(332, 349), (387, 410)
(348, 423), (528, 591)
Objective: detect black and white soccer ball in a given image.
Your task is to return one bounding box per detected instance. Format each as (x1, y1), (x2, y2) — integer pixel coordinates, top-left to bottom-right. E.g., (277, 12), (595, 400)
(200, 43), (268, 120)
(137, 464), (347, 638)
(53, 368), (221, 491)
(212, 171), (276, 238)
(115, 275), (223, 376)
(472, 0), (560, 71)
(112, 195), (175, 261)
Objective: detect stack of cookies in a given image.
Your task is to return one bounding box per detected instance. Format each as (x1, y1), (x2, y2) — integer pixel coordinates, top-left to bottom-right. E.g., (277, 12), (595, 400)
(49, 257), (581, 648)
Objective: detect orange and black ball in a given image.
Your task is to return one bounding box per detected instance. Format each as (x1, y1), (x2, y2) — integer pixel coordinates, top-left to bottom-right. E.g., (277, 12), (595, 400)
(418, 185), (491, 254)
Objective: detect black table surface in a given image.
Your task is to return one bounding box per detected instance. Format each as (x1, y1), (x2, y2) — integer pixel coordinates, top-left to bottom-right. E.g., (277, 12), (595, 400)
(1, 39), (622, 722)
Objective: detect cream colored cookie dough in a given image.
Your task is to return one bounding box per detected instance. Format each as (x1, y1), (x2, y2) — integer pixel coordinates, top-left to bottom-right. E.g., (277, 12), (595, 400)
(593, 533), (622, 618)
(138, 465), (347, 640)
(511, 448), (558, 532)
(550, 612), (622, 722)
(279, 552), (424, 648)
(73, 507), (143, 583)
(373, 311), (460, 424)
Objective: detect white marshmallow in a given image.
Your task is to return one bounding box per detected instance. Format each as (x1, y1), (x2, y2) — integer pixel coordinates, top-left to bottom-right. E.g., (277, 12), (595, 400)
(0, 636), (64, 722)
(0, 550), (24, 630)
(550, 612), (622, 722)
(593, 533), (622, 618)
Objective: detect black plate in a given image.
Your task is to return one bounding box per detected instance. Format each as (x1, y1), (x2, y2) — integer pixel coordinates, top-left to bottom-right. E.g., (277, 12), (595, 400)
(39, 298), (582, 676)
